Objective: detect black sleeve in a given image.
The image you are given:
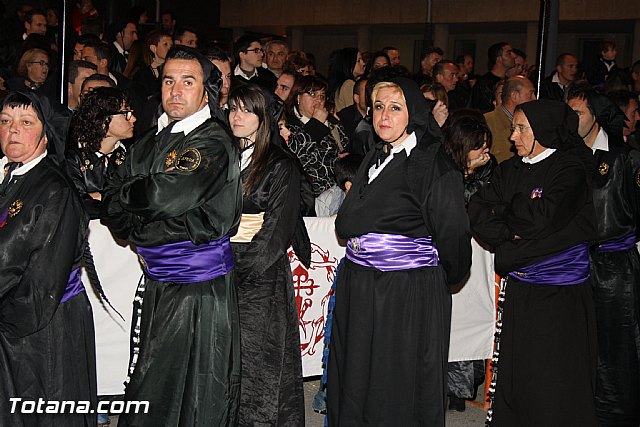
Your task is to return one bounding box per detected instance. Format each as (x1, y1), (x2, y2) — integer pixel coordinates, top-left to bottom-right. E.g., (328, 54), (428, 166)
(101, 152), (140, 240)
(118, 131), (232, 223)
(468, 163), (514, 249)
(236, 158), (302, 281)
(0, 188), (83, 338)
(425, 165), (472, 284)
(506, 160), (589, 240)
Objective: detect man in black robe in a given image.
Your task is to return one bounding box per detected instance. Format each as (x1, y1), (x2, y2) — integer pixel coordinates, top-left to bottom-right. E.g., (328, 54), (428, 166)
(567, 86), (640, 427)
(102, 46), (242, 426)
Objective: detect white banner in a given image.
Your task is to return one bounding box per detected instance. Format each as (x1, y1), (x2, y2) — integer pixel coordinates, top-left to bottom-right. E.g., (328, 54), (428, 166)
(85, 218), (495, 392)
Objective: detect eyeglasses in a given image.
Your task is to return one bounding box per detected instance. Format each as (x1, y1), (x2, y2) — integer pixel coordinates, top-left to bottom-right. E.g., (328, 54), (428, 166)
(305, 90), (326, 101)
(29, 60), (49, 67)
(510, 124), (531, 133)
(112, 110), (134, 121)
(245, 48), (264, 54)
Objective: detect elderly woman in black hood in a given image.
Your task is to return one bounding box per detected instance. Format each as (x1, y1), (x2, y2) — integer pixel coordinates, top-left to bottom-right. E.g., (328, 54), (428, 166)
(327, 77), (472, 426)
(0, 91), (95, 426)
(469, 99), (598, 427)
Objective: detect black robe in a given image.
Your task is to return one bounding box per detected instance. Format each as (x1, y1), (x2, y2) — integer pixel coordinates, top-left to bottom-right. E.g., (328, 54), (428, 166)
(0, 157), (96, 427)
(102, 117), (242, 426)
(589, 141), (640, 426)
(469, 150), (598, 427)
(66, 145), (126, 219)
(327, 137), (472, 426)
(232, 143), (308, 426)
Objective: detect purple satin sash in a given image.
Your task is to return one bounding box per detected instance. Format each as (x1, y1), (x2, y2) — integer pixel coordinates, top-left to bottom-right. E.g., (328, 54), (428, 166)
(135, 235), (234, 284)
(346, 233), (439, 272)
(597, 232), (637, 253)
(61, 268), (85, 303)
(509, 243), (590, 285)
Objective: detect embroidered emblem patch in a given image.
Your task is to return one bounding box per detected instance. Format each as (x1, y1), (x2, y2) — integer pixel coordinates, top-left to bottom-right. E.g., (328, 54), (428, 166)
(636, 169), (640, 188)
(530, 187), (543, 199)
(165, 150), (177, 168)
(599, 162), (609, 175)
(115, 150), (125, 166)
(8, 199), (22, 217)
(350, 237), (361, 254)
(175, 148), (201, 172)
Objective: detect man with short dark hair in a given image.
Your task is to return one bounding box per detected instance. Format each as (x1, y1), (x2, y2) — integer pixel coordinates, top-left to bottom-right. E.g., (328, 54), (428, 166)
(264, 39), (288, 77)
(608, 90), (640, 148)
(484, 75), (536, 162)
(414, 46), (443, 85)
(107, 20), (138, 73)
(588, 40), (618, 88)
(472, 42), (516, 112)
(204, 45), (233, 107)
(539, 53), (579, 101)
(161, 10), (176, 35)
(67, 60), (97, 110)
(80, 73), (116, 96)
(232, 34), (277, 92)
(382, 46), (400, 66)
(337, 77), (367, 141)
(173, 27), (198, 49)
(23, 9), (46, 38)
(275, 70), (296, 102)
(102, 45), (241, 426)
(566, 83), (640, 427)
(434, 59), (470, 111)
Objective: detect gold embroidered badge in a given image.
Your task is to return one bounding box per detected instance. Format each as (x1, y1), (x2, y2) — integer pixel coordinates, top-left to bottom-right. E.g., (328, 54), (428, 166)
(636, 169), (640, 188)
(599, 162), (609, 175)
(8, 199), (23, 217)
(175, 148), (202, 172)
(165, 150), (177, 168)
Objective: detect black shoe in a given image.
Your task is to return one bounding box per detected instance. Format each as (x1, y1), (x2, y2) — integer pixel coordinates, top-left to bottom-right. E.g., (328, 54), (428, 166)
(448, 396), (466, 412)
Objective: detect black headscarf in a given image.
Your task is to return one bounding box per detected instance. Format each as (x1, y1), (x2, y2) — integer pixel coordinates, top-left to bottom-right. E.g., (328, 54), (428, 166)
(1, 91), (67, 165)
(518, 99), (583, 151)
(386, 77), (442, 143)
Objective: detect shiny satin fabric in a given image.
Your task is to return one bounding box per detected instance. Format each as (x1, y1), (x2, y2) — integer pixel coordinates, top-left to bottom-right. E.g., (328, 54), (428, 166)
(346, 233), (439, 272)
(509, 243), (590, 285)
(136, 236), (234, 283)
(597, 231), (637, 253)
(60, 268), (85, 303)
(230, 212), (264, 243)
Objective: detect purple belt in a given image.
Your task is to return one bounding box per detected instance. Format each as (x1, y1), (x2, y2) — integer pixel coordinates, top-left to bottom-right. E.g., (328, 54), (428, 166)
(597, 232), (637, 253)
(136, 235), (234, 284)
(346, 233), (439, 272)
(61, 268), (85, 303)
(509, 243), (590, 285)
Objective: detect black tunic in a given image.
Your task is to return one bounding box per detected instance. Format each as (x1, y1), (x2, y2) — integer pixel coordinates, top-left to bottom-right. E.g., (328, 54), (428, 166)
(327, 137), (472, 426)
(66, 146), (126, 219)
(469, 150), (598, 427)
(589, 141), (640, 426)
(0, 157), (96, 427)
(232, 143), (307, 426)
(102, 117), (243, 426)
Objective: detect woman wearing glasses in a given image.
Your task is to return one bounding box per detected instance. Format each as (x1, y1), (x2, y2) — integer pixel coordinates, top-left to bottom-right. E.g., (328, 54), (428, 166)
(8, 48), (51, 93)
(67, 87), (134, 218)
(328, 47), (366, 112)
(284, 75), (349, 196)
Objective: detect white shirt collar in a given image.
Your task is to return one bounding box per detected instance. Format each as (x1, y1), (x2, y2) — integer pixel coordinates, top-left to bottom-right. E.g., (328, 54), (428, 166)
(551, 72), (565, 88)
(113, 41), (125, 55)
(156, 106), (211, 136)
(0, 150), (48, 181)
(368, 132), (417, 183)
(95, 141), (126, 158)
(240, 145), (254, 172)
(108, 72), (118, 86)
(234, 64), (258, 80)
(522, 147), (556, 164)
(591, 127), (609, 153)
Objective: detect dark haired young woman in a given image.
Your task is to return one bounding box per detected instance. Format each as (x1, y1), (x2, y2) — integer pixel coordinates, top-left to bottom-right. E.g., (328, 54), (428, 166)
(67, 87), (134, 218)
(228, 83), (310, 426)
